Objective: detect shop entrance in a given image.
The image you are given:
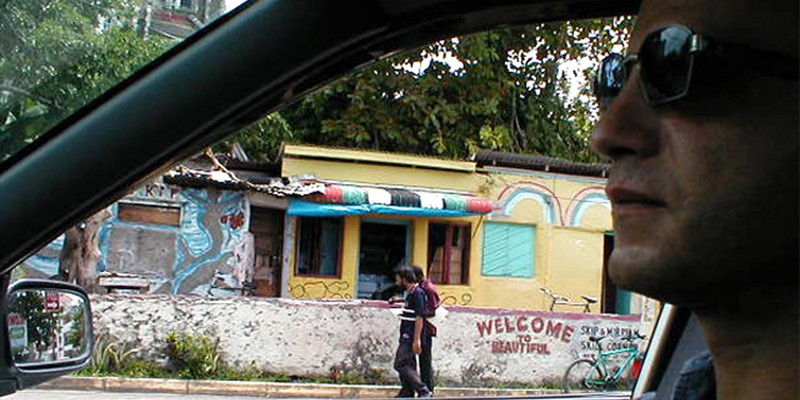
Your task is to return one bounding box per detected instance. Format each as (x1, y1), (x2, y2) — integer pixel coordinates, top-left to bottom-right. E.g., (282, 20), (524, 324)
(250, 207), (284, 297)
(357, 220), (410, 299)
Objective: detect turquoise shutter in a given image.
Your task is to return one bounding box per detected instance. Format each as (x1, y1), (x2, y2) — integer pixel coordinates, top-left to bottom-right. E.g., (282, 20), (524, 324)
(482, 222), (535, 278)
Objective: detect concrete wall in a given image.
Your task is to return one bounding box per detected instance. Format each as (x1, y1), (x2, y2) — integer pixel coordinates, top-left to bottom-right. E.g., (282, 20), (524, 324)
(91, 295), (643, 386)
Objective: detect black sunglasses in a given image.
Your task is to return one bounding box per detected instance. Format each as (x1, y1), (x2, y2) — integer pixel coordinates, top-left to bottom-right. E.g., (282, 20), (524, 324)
(593, 24), (799, 107)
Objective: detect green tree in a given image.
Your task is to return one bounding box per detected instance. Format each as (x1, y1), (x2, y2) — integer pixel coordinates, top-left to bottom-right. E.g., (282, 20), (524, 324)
(280, 17), (633, 162)
(0, 0), (175, 162)
(66, 305), (87, 353)
(8, 291), (57, 351)
(215, 114), (295, 162)
(0, 0), (177, 292)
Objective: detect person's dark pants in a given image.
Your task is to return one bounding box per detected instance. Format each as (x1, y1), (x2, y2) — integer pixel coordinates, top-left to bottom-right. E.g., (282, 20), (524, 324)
(394, 340), (429, 397)
(419, 335), (434, 393)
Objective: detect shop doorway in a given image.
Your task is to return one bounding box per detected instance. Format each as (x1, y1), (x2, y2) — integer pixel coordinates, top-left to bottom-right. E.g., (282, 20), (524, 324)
(358, 220), (410, 299)
(249, 207), (284, 297)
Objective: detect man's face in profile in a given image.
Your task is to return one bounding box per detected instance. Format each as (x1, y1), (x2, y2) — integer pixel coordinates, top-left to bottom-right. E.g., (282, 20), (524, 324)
(591, 0), (799, 306)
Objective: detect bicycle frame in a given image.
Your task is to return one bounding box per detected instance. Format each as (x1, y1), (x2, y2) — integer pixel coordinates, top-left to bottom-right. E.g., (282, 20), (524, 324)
(585, 346), (639, 387)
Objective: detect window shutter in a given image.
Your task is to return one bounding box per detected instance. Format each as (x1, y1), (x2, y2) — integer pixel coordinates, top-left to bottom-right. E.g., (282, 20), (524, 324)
(482, 222), (535, 278)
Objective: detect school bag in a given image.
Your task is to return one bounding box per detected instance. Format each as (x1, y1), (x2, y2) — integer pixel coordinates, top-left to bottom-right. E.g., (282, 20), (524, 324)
(420, 279), (441, 317)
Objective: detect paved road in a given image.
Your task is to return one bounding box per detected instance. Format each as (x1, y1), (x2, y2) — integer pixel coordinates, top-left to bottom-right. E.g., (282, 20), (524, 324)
(5, 389), (284, 400)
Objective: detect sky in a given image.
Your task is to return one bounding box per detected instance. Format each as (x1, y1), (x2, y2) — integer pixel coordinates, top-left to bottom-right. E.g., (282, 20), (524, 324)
(226, 0), (248, 11)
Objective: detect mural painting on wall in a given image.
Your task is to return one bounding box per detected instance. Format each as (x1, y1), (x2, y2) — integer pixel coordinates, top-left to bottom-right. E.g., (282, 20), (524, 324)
(20, 181), (259, 296)
(17, 209), (114, 282)
(15, 235), (65, 280)
(493, 182), (610, 228)
(290, 281), (352, 299)
(173, 189), (250, 295)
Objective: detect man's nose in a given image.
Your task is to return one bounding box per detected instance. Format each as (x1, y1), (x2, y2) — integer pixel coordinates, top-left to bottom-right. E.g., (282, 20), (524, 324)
(591, 71), (661, 161)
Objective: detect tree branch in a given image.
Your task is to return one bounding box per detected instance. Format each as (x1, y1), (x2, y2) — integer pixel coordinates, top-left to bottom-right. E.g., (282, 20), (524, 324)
(0, 84), (56, 108)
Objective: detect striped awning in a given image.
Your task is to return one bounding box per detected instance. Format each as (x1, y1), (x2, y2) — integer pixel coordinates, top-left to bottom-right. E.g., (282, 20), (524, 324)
(289, 184), (494, 217)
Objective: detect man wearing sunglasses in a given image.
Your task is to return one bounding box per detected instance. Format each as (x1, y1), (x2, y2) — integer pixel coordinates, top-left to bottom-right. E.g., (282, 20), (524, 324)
(591, 0), (798, 399)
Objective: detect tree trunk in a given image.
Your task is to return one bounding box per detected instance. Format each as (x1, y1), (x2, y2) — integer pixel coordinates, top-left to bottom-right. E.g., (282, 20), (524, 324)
(58, 208), (111, 294)
(58, 227), (82, 282)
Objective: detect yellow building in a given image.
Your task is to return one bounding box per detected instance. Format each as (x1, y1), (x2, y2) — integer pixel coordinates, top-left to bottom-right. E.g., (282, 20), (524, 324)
(281, 144), (638, 314)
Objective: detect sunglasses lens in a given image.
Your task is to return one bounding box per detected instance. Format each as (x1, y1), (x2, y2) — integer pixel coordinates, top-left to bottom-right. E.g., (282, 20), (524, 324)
(594, 53), (626, 108)
(640, 26), (694, 103)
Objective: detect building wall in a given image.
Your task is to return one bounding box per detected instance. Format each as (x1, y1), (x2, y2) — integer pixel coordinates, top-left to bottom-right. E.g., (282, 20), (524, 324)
(17, 181), (255, 296)
(91, 295), (645, 386)
(282, 151), (622, 313)
(284, 157), (477, 192)
(17, 148), (629, 313)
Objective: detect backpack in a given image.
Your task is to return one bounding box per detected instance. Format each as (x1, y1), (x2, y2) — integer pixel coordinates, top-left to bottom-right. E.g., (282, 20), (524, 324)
(420, 279), (441, 317)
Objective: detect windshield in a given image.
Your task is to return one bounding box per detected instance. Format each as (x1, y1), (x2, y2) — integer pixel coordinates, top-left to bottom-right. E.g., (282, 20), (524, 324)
(8, 1), (654, 396)
(0, 0), (247, 164)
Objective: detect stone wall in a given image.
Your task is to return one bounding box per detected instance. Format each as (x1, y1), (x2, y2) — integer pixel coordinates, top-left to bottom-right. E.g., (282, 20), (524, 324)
(90, 295), (643, 386)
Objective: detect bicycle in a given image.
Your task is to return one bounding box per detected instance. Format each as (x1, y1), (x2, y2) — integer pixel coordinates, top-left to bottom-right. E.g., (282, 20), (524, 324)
(540, 287), (598, 313)
(562, 332), (646, 393)
(207, 269), (257, 296)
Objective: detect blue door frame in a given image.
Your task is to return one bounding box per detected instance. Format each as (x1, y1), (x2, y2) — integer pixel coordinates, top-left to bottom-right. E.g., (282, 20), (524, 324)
(357, 218), (413, 298)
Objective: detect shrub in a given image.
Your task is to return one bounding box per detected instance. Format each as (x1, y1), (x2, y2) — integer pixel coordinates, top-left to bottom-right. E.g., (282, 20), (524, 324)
(165, 331), (221, 379)
(80, 334), (140, 376)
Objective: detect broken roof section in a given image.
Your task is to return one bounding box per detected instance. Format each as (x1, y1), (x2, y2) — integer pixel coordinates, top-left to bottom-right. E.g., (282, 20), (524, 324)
(163, 152), (325, 197)
(163, 145), (608, 203)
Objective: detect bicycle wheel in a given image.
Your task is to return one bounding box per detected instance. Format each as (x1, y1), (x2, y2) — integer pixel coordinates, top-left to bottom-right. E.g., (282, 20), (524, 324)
(562, 359), (604, 393)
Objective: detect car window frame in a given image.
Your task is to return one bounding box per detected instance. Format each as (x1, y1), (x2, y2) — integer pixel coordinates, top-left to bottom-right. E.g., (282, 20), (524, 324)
(0, 0), (644, 395)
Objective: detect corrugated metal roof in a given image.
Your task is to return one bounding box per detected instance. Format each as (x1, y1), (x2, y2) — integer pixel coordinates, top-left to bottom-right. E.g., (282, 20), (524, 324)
(282, 144), (476, 172)
(474, 150), (609, 177)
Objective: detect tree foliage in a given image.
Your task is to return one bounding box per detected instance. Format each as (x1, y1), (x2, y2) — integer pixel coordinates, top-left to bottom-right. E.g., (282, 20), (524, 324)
(215, 114), (294, 162)
(0, 0), (174, 162)
(1, 0), (633, 165)
(278, 18), (633, 162)
(8, 291), (57, 350)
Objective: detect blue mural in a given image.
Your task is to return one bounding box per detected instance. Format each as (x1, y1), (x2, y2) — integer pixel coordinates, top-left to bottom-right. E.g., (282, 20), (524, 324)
(17, 182), (252, 296)
(171, 188), (248, 294)
(14, 234), (65, 280)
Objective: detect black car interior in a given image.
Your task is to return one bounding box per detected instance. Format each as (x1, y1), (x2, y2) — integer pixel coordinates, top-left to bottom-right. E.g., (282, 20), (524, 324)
(1, 2), (729, 398)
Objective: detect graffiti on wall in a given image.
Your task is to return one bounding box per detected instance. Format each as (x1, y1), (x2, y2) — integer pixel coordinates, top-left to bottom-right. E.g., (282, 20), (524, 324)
(473, 311), (643, 362)
(477, 314), (574, 355)
(440, 292), (473, 306)
(290, 280), (352, 299)
(133, 183), (182, 202)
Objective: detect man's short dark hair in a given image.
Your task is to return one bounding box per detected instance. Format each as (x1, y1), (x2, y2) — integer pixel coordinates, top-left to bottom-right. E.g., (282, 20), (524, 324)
(395, 266), (417, 283)
(411, 265), (425, 282)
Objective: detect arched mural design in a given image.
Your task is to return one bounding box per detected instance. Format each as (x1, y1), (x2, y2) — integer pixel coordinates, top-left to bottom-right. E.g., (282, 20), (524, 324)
(494, 182), (563, 225)
(565, 187), (611, 227)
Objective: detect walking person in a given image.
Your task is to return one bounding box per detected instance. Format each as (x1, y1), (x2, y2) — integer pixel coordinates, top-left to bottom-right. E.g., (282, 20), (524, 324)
(411, 265), (438, 395)
(393, 267), (432, 398)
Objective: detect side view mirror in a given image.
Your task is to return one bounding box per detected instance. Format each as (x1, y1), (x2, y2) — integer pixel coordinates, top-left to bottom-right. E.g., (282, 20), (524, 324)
(4, 280), (93, 389)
